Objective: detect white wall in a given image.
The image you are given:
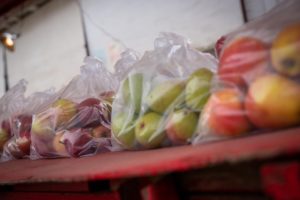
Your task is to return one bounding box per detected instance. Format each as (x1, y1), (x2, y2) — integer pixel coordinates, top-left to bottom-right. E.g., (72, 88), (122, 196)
(244, 0), (283, 21)
(6, 0), (86, 95)
(80, 0), (244, 71)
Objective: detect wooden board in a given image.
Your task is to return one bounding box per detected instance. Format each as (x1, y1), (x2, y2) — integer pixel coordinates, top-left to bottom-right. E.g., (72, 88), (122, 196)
(0, 127), (299, 185)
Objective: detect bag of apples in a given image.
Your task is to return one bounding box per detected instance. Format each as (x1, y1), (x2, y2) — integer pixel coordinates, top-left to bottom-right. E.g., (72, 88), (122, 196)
(194, 0), (300, 143)
(111, 33), (218, 150)
(0, 80), (27, 159)
(30, 57), (116, 159)
(1, 88), (57, 161)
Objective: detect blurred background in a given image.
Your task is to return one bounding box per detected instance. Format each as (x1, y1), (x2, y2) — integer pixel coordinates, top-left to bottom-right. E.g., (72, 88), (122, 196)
(0, 0), (282, 96)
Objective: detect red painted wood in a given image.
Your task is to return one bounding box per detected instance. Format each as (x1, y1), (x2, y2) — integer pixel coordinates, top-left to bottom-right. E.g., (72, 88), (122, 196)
(0, 127), (299, 184)
(261, 162), (300, 200)
(1, 192), (120, 200)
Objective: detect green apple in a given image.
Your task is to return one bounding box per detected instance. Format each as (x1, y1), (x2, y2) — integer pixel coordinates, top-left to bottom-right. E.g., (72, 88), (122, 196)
(52, 99), (77, 128)
(122, 73), (143, 113)
(112, 113), (136, 149)
(166, 108), (198, 144)
(185, 68), (214, 111)
(146, 80), (185, 114)
(135, 112), (165, 148)
(31, 109), (56, 141)
(0, 120), (11, 151)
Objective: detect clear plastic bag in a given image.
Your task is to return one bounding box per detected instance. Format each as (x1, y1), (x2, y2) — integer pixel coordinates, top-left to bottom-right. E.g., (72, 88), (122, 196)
(30, 57), (116, 159)
(111, 33), (218, 150)
(194, 0), (300, 143)
(0, 80), (27, 158)
(1, 89), (57, 161)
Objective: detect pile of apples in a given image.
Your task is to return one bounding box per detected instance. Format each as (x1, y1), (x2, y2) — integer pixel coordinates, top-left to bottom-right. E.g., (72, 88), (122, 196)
(112, 68), (215, 149)
(31, 92), (113, 157)
(2, 114), (32, 159)
(201, 23), (300, 137)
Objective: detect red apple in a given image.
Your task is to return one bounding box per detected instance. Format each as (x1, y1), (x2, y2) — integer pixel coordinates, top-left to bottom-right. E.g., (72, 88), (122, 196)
(201, 88), (251, 137)
(78, 98), (100, 108)
(12, 114), (32, 138)
(219, 37), (269, 87)
(245, 74), (300, 129)
(63, 128), (94, 157)
(16, 136), (31, 156)
(4, 136), (31, 159)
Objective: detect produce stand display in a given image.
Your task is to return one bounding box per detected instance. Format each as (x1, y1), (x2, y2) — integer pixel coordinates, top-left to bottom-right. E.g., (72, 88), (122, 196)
(0, 2), (300, 200)
(0, 127), (299, 200)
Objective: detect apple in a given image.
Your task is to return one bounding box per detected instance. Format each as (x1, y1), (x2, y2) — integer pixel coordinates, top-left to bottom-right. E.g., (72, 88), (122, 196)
(111, 113), (135, 149)
(5, 139), (23, 159)
(31, 137), (55, 158)
(63, 128), (94, 157)
(146, 80), (185, 114)
(219, 37), (269, 87)
(271, 23), (300, 77)
(185, 68), (214, 111)
(166, 108), (198, 144)
(52, 99), (77, 128)
(31, 109), (57, 141)
(52, 131), (68, 156)
(15, 136), (31, 156)
(122, 73), (143, 114)
(12, 114), (32, 138)
(66, 98), (101, 129)
(0, 119), (11, 151)
(92, 125), (110, 138)
(135, 112), (165, 148)
(245, 74), (300, 129)
(78, 98), (100, 108)
(201, 88), (251, 137)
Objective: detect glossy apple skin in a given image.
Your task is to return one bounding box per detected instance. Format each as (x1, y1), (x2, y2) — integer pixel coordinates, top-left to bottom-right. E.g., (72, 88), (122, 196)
(219, 37), (269, 88)
(201, 88), (251, 137)
(245, 74), (300, 129)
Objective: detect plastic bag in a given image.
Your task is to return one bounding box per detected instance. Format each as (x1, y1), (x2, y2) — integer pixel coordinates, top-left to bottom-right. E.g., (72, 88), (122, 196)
(1, 88), (57, 161)
(111, 33), (218, 150)
(194, 0), (300, 144)
(0, 80), (27, 157)
(30, 57), (117, 159)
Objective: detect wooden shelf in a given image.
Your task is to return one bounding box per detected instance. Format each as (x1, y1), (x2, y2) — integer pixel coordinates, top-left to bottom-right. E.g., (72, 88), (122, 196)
(0, 127), (299, 185)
